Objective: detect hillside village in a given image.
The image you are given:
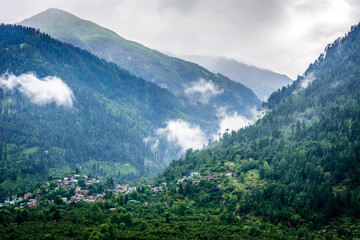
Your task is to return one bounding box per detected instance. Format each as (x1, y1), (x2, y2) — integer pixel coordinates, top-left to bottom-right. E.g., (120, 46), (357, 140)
(0, 159), (264, 209)
(0, 174), (137, 208)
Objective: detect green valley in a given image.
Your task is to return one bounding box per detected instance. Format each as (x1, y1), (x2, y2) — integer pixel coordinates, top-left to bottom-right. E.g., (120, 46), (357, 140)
(1, 6), (360, 240)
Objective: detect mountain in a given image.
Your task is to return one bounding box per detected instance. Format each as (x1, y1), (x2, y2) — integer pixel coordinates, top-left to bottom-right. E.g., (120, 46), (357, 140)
(182, 55), (293, 100)
(1, 22), (360, 240)
(19, 8), (260, 114)
(0, 9), (262, 199)
(157, 23), (360, 232)
(0, 24), (209, 198)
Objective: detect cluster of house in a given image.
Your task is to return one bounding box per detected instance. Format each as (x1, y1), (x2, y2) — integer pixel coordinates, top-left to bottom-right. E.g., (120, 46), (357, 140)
(0, 160), (258, 209)
(177, 170), (231, 185)
(0, 173), (173, 209)
(175, 161), (264, 193)
(0, 174), (140, 208)
(0, 193), (39, 208)
(51, 175), (142, 204)
(50, 174), (100, 187)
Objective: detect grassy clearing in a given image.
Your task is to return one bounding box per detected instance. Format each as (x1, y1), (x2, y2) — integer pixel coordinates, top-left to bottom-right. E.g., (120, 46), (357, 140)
(80, 159), (137, 179)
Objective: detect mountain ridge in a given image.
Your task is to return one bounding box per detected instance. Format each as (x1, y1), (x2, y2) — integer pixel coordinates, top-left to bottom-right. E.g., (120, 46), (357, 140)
(19, 8), (261, 115)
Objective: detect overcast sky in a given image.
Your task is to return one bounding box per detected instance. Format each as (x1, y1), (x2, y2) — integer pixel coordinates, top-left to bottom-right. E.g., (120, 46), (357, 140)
(2, 0), (360, 79)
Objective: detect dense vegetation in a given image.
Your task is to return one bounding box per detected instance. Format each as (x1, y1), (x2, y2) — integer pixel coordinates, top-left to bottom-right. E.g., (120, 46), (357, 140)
(156, 23), (360, 234)
(1, 19), (360, 239)
(0, 24), (246, 199)
(0, 170), (358, 240)
(0, 24), (179, 198)
(0, 22), (261, 200)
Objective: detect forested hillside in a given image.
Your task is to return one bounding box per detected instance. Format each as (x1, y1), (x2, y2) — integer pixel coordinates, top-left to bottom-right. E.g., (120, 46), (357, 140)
(158, 22), (360, 230)
(0, 24), (201, 199)
(1, 22), (360, 240)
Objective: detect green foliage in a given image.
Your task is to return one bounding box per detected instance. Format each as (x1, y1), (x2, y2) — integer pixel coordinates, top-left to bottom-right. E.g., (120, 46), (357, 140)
(0, 197), (359, 239)
(158, 20), (360, 229)
(0, 24), (179, 195)
(2, 11), (360, 240)
(0, 24), (261, 200)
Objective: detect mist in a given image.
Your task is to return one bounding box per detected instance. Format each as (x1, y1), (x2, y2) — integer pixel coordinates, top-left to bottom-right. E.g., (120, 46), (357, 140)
(217, 109), (252, 133)
(0, 72), (74, 107)
(184, 78), (223, 103)
(213, 107), (268, 140)
(300, 72), (316, 89)
(156, 119), (207, 152)
(144, 106), (268, 163)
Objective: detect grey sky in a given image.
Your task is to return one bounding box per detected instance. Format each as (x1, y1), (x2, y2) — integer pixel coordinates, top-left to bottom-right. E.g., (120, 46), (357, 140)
(1, 0), (360, 78)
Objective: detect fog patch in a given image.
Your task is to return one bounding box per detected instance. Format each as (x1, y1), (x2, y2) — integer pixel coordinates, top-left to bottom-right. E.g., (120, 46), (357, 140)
(156, 119), (207, 153)
(0, 72), (74, 107)
(184, 78), (223, 103)
(214, 108), (252, 137)
(300, 72), (316, 89)
(251, 107), (267, 121)
(213, 107), (267, 140)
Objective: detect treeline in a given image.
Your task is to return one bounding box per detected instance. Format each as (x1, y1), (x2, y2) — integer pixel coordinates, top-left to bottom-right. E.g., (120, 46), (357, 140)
(1, 179), (358, 239)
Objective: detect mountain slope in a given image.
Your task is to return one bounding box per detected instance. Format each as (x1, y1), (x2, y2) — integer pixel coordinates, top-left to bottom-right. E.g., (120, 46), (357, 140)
(1, 22), (360, 240)
(19, 8), (261, 115)
(182, 55), (293, 100)
(0, 24), (202, 198)
(158, 23), (360, 228)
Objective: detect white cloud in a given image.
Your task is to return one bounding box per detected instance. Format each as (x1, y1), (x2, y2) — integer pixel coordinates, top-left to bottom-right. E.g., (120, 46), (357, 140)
(0, 72), (74, 107)
(218, 112), (251, 134)
(146, 108), (268, 161)
(156, 119), (207, 152)
(215, 108), (252, 136)
(213, 107), (267, 140)
(184, 78), (223, 103)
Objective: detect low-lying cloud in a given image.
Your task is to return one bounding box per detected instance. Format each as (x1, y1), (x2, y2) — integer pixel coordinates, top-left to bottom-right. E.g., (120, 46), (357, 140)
(0, 72), (74, 107)
(213, 107), (267, 140)
(214, 108), (252, 138)
(156, 119), (207, 152)
(145, 107), (268, 164)
(184, 78), (223, 103)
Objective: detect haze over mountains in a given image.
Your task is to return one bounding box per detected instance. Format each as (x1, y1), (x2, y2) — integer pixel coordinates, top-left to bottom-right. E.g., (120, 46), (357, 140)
(182, 55), (293, 100)
(19, 8), (260, 109)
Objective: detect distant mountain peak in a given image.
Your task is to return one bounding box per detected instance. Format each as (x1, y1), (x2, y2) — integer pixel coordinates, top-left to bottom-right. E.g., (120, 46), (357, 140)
(21, 8), (79, 25)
